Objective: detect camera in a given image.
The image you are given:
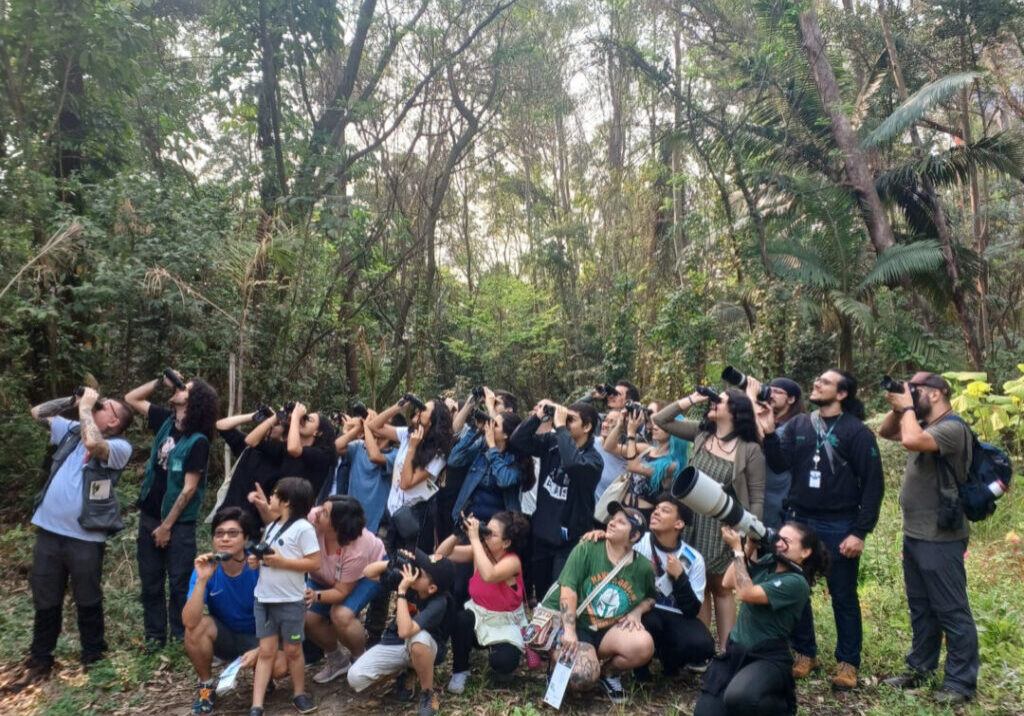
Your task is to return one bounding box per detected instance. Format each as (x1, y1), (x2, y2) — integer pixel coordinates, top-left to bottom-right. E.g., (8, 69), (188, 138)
(471, 386), (485, 402)
(721, 366), (771, 402)
(246, 540), (275, 559)
(695, 385), (722, 404)
(458, 513), (491, 539)
(671, 465), (777, 555)
(595, 382), (615, 397)
(163, 368), (186, 392)
(881, 375), (912, 394)
(472, 407), (491, 424)
(252, 403), (275, 423)
(401, 393), (426, 412)
(349, 402), (369, 419)
(207, 552), (234, 563)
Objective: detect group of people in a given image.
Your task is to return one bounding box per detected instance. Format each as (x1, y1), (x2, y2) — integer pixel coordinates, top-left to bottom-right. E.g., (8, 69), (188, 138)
(19, 366), (982, 715)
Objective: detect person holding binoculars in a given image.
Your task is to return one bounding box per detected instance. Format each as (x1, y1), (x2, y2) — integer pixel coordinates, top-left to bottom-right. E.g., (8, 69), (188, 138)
(126, 369), (218, 649)
(241, 402), (337, 498)
(652, 387), (764, 652)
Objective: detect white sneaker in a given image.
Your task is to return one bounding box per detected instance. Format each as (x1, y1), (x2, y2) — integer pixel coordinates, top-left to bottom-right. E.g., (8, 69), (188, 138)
(313, 651), (351, 684)
(447, 670), (470, 694)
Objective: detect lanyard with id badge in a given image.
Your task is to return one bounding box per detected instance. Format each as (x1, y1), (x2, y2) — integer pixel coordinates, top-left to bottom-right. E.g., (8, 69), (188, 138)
(809, 413), (842, 490)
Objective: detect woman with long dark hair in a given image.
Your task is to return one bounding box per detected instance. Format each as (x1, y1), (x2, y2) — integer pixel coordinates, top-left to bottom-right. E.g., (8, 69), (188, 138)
(241, 402), (337, 499)
(653, 389), (765, 651)
(694, 523), (829, 716)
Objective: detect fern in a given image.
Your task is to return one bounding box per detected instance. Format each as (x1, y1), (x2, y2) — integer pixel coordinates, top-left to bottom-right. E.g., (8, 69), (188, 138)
(861, 72), (979, 149)
(857, 240), (945, 290)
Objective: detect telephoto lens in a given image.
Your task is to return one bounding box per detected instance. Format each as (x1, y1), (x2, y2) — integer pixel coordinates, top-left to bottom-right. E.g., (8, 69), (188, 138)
(695, 385), (722, 404)
(880, 375), (904, 393)
(163, 368), (186, 392)
(721, 365), (749, 389)
(756, 384), (771, 402)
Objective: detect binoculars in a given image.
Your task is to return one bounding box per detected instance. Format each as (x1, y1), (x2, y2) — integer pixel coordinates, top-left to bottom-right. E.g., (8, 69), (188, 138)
(401, 393), (426, 412)
(163, 368), (186, 392)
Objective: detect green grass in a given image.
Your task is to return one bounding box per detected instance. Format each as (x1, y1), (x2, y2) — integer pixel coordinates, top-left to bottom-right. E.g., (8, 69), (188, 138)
(1, 437), (1022, 714)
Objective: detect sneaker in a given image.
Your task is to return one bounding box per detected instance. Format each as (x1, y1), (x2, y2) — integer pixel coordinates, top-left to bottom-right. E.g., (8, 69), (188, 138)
(883, 671), (927, 689)
(791, 653), (819, 679)
(417, 688), (439, 716)
(4, 657), (53, 694)
(292, 693), (317, 713)
(313, 651), (351, 684)
(248, 709), (264, 716)
(388, 670), (416, 703)
(934, 687), (970, 705)
(447, 670), (470, 694)
(191, 682), (216, 714)
(686, 659), (711, 674)
(599, 675), (627, 705)
(832, 662), (857, 691)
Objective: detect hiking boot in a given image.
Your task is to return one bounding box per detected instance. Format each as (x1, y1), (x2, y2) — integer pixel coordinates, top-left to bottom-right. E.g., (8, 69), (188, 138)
(417, 688), (439, 716)
(883, 671), (927, 689)
(934, 687), (970, 705)
(791, 653), (819, 679)
(5, 657), (53, 694)
(599, 674), (627, 705)
(832, 662), (857, 691)
(191, 682), (216, 714)
(446, 670), (470, 694)
(292, 692), (317, 713)
(312, 651), (351, 684)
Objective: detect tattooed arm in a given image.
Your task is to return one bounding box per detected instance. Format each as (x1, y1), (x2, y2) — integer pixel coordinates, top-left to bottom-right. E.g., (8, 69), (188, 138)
(31, 395), (77, 430)
(152, 471), (200, 548)
(77, 388), (111, 462)
(722, 527), (770, 605)
(558, 585), (579, 659)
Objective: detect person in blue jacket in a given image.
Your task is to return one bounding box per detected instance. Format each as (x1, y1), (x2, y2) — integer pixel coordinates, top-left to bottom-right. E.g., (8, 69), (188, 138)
(449, 412), (533, 526)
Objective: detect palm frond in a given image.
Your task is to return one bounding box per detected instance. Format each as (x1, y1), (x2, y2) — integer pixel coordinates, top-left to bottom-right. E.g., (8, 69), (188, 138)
(857, 240), (945, 291)
(829, 292), (874, 329)
(861, 72), (979, 149)
(768, 242), (839, 290)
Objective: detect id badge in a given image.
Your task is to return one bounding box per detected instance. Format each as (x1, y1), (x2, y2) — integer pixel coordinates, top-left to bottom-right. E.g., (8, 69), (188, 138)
(808, 469), (822, 489)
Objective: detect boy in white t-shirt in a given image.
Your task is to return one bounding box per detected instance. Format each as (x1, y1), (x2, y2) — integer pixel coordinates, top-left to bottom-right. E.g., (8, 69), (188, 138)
(247, 478), (321, 716)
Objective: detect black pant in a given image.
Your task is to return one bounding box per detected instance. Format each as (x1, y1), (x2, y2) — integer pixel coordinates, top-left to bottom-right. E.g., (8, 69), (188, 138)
(137, 511), (196, 645)
(29, 528), (107, 664)
(529, 536), (572, 602)
(450, 608), (520, 675)
(642, 608), (715, 673)
(902, 537), (978, 697)
(694, 659), (790, 716)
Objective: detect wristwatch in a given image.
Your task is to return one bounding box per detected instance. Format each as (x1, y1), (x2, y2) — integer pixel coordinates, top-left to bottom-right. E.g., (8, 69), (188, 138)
(396, 592), (408, 600)
(899, 406), (915, 414)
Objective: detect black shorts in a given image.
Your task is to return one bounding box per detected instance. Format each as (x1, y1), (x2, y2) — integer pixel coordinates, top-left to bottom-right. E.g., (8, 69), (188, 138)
(577, 626), (612, 649)
(211, 616), (260, 660)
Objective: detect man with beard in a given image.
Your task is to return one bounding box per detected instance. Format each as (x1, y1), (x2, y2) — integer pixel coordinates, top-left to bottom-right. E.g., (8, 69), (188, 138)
(762, 378), (805, 530)
(755, 369), (884, 690)
(878, 373), (978, 705)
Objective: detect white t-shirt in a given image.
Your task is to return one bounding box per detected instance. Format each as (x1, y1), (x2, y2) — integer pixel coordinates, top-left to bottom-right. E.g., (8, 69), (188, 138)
(254, 517), (319, 603)
(633, 532), (706, 614)
(385, 426), (446, 515)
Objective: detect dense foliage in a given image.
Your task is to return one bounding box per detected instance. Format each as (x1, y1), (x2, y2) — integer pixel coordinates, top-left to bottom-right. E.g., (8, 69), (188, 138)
(3, 0), (1023, 513)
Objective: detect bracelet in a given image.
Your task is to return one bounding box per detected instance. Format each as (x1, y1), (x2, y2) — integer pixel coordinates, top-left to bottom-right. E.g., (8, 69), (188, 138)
(626, 436), (636, 441)
(396, 592), (408, 600)
(733, 550), (744, 558)
(899, 406), (915, 414)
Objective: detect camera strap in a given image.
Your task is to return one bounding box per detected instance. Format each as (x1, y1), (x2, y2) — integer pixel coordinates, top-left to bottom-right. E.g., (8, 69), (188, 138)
(264, 516), (299, 546)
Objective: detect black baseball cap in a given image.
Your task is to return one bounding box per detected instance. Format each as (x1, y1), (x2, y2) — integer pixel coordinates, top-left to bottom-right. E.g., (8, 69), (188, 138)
(606, 501), (647, 537)
(411, 548), (455, 593)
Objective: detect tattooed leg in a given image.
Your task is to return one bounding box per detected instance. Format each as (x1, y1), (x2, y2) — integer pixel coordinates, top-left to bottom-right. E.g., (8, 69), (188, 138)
(568, 643), (599, 690)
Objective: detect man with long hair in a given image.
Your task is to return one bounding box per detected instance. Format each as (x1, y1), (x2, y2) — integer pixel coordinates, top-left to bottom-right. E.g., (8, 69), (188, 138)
(126, 369), (218, 648)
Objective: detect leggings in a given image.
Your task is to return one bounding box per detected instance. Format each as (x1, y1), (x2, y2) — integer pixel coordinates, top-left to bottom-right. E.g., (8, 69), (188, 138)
(694, 659), (790, 716)
(450, 608), (520, 675)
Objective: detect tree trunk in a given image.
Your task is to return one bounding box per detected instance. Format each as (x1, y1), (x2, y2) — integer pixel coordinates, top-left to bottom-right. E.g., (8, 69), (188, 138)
(798, 9), (896, 256)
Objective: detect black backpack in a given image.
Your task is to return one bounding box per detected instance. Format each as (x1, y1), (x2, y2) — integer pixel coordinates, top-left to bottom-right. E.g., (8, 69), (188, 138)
(939, 416), (1013, 522)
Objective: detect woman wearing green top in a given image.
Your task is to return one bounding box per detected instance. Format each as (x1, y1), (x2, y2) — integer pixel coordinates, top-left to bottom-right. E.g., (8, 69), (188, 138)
(694, 523), (829, 716)
(545, 504), (657, 705)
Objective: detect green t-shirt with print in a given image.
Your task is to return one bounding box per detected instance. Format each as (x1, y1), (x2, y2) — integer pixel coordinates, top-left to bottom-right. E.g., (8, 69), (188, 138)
(729, 555), (809, 649)
(542, 539), (656, 631)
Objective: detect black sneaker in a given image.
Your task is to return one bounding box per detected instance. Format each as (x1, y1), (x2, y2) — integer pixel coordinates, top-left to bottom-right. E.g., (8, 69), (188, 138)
(292, 693), (318, 713)
(599, 675), (627, 705)
(883, 671), (927, 689)
(4, 657), (53, 694)
(934, 687), (970, 705)
(248, 708), (264, 716)
(388, 670), (415, 702)
(417, 688), (439, 716)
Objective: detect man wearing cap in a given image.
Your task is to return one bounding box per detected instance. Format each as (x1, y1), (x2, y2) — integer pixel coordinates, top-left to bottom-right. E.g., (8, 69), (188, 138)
(350, 549), (455, 716)
(763, 378), (805, 530)
(756, 369), (884, 690)
(879, 372), (978, 705)
(543, 502), (656, 704)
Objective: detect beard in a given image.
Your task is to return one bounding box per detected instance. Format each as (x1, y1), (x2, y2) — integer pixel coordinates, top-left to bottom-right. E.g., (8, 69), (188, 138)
(913, 393), (930, 420)
(809, 395), (836, 408)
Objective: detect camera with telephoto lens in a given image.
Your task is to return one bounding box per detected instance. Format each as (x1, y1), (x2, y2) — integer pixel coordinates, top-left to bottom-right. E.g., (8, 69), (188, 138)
(695, 385), (722, 404)
(881, 375), (913, 394)
(163, 368), (186, 392)
(595, 382), (615, 397)
(721, 366), (771, 402)
(252, 403), (275, 423)
(207, 552), (234, 563)
(401, 393), (426, 412)
(471, 386), (486, 402)
(245, 540), (275, 560)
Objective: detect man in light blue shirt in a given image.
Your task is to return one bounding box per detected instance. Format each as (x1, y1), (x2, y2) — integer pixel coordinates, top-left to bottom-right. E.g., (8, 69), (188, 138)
(18, 387), (133, 688)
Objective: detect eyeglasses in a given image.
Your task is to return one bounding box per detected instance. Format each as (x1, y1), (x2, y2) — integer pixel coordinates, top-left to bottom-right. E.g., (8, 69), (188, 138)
(814, 376), (835, 386)
(213, 529), (243, 538)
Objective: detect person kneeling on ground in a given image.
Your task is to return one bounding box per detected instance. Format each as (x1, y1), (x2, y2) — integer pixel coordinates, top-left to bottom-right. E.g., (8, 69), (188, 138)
(348, 549), (455, 716)
(183, 507), (288, 714)
(544, 503), (656, 705)
(304, 495), (386, 684)
(693, 524), (829, 716)
(437, 511), (531, 693)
